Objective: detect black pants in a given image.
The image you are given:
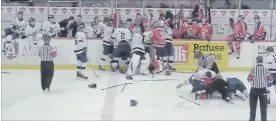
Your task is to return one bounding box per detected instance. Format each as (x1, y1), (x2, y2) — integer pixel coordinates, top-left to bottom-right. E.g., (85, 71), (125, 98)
(210, 62), (219, 74)
(40, 61), (54, 90)
(249, 87), (267, 121)
(206, 78), (229, 100)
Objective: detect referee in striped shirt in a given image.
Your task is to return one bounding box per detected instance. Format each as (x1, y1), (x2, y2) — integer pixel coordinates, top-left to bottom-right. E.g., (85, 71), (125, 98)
(38, 34), (57, 92)
(247, 56), (273, 121)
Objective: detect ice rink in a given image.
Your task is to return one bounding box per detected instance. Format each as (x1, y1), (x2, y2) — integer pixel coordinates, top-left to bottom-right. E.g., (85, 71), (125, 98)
(2, 69), (276, 120)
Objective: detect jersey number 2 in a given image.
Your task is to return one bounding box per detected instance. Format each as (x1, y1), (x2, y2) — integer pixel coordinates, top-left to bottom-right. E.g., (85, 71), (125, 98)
(121, 33), (125, 39)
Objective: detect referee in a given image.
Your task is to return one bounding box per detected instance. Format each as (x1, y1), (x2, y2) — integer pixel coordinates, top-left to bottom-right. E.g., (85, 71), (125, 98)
(247, 56), (273, 121)
(38, 34), (57, 92)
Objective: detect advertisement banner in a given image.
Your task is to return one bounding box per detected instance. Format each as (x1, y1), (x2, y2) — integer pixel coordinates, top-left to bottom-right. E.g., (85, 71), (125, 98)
(174, 41), (228, 70)
(252, 42), (276, 65)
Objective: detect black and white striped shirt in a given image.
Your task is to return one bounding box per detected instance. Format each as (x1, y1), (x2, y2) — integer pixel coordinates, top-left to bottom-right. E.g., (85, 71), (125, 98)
(197, 54), (215, 69)
(38, 44), (56, 61)
(248, 64), (273, 88)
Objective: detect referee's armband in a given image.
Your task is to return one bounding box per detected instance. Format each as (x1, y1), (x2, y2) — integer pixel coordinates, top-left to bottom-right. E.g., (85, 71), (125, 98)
(247, 74), (253, 81)
(51, 51), (57, 57)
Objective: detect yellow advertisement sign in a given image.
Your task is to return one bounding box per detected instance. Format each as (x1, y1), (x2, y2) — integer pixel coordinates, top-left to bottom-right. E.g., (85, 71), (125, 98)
(173, 41), (228, 71)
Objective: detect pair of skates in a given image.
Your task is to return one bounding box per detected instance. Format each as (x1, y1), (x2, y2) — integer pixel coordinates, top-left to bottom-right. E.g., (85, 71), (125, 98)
(77, 72), (88, 80)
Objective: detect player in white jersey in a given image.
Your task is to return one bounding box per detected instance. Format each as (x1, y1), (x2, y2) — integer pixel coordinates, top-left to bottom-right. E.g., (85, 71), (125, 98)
(99, 17), (114, 70)
(110, 21), (132, 73)
(24, 17), (43, 45)
(2, 11), (27, 55)
(42, 15), (60, 37)
(264, 46), (276, 103)
(74, 23), (88, 80)
(162, 23), (175, 75)
(91, 16), (106, 38)
(126, 27), (151, 80)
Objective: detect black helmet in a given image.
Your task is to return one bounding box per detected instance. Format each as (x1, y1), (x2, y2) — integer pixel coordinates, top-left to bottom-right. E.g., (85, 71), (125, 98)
(29, 17), (35, 22)
(256, 56), (263, 63)
(266, 46), (274, 53)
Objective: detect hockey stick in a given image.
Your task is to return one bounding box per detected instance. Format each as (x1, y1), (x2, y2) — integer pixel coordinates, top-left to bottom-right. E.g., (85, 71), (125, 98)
(87, 58), (99, 78)
(101, 83), (133, 91)
(134, 78), (179, 82)
(179, 96), (200, 106)
(2, 72), (11, 74)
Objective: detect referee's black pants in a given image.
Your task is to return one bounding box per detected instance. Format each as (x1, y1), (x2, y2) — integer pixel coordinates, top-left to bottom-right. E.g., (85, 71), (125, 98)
(249, 87), (267, 121)
(40, 61), (54, 91)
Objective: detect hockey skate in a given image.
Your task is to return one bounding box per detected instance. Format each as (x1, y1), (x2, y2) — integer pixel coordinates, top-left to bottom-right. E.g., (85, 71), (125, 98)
(77, 72), (88, 80)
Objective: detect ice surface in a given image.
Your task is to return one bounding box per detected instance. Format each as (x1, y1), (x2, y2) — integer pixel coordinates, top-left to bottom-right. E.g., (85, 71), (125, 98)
(2, 70), (276, 120)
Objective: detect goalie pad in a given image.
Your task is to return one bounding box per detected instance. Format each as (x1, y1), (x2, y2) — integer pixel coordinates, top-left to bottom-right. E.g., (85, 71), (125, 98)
(126, 53), (140, 76)
(140, 53), (150, 75)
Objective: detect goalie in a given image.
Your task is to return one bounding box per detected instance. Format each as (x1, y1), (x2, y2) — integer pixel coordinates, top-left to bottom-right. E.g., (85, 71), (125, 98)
(126, 27), (150, 80)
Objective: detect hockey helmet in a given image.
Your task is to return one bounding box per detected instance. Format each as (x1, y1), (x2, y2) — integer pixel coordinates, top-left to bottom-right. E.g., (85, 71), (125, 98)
(266, 46), (274, 53)
(238, 15), (245, 21)
(77, 23), (85, 32)
(119, 21), (127, 28)
(256, 55), (263, 63)
(194, 50), (203, 59)
(254, 15), (260, 20)
(17, 11), (23, 15)
(29, 17), (35, 22)
(229, 18), (234, 23)
(205, 71), (212, 78)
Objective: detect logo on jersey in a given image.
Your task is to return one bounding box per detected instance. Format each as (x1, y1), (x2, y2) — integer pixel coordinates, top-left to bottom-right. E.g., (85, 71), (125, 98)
(83, 8), (90, 14)
(61, 8), (68, 14)
(70, 8), (77, 14)
(38, 8), (45, 14)
(4, 42), (19, 60)
(174, 44), (189, 63)
(220, 10), (227, 16)
(229, 10), (236, 17)
(29, 7), (35, 13)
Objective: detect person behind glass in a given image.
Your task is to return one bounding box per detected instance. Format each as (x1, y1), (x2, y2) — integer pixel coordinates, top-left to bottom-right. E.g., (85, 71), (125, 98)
(38, 34), (57, 92)
(58, 16), (75, 37)
(247, 56), (273, 121)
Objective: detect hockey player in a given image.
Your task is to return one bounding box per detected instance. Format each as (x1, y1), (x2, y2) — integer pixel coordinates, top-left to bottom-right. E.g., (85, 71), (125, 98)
(248, 15), (266, 43)
(264, 46), (276, 104)
(143, 20), (166, 73)
(42, 15), (60, 37)
(126, 27), (150, 80)
(2, 11), (27, 55)
(24, 17), (43, 45)
(226, 77), (249, 100)
(162, 22), (175, 75)
(182, 16), (199, 39)
(194, 50), (220, 74)
(74, 23), (88, 80)
(99, 17), (114, 71)
(110, 21), (132, 73)
(226, 15), (247, 59)
(197, 17), (213, 41)
(91, 16), (106, 38)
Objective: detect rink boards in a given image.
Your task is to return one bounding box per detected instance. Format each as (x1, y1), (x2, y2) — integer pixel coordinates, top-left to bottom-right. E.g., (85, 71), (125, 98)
(1, 38), (276, 72)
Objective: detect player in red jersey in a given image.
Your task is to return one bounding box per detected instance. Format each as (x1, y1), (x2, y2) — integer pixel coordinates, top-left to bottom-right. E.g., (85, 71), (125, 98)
(183, 16), (199, 39)
(248, 15), (266, 43)
(227, 15), (247, 59)
(144, 20), (166, 73)
(197, 17), (213, 41)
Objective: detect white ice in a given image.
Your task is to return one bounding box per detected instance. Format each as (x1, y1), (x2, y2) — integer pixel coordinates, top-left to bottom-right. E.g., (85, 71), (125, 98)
(2, 70), (276, 120)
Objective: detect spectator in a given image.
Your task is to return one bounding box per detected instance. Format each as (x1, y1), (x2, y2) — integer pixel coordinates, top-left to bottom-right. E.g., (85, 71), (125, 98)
(191, 2), (211, 23)
(71, 2), (77, 7)
(59, 16), (77, 37)
(159, 7), (174, 28)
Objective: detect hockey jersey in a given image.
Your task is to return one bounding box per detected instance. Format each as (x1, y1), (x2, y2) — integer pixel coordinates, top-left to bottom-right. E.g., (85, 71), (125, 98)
(130, 33), (146, 54)
(265, 52), (276, 73)
(11, 17), (27, 33)
(111, 28), (132, 48)
(165, 27), (173, 43)
(42, 21), (60, 37)
(102, 26), (114, 46)
(24, 22), (42, 37)
(74, 31), (87, 54)
(193, 68), (217, 81)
